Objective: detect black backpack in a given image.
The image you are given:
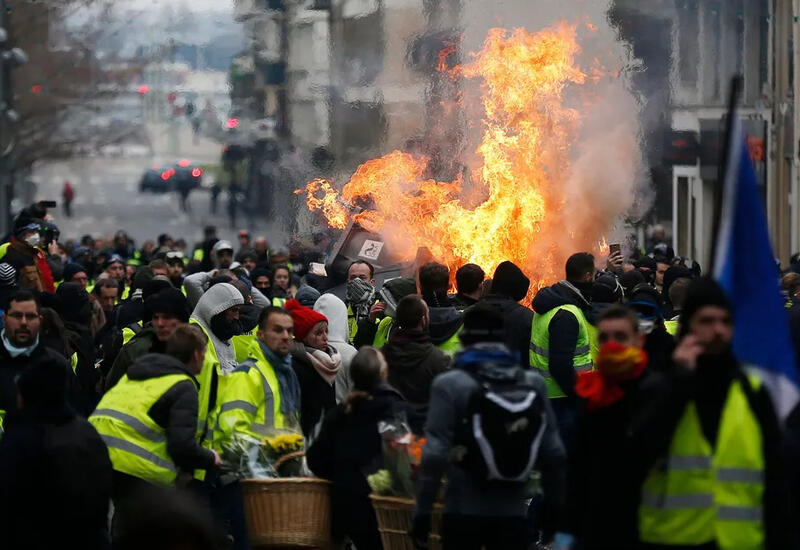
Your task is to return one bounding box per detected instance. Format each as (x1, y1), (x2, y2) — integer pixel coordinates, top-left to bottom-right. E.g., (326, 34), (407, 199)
(454, 368), (546, 483)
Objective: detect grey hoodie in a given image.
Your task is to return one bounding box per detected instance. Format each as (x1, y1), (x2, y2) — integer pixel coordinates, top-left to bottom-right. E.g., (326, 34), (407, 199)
(314, 294), (356, 403)
(190, 282), (243, 375)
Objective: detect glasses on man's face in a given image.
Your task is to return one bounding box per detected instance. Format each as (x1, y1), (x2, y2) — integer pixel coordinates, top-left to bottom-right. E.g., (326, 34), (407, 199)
(6, 312), (41, 322)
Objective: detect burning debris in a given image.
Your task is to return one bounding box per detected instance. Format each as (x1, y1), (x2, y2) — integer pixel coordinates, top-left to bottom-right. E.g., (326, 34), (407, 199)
(299, 21), (643, 294)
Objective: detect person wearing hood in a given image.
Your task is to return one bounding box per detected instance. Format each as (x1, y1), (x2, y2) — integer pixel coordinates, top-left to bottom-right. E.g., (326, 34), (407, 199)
(286, 299), (340, 437)
(308, 347), (412, 549)
(314, 293), (357, 403)
(381, 294), (450, 431)
(530, 252), (597, 453)
(418, 262), (463, 356)
(661, 265), (694, 321)
(104, 287), (191, 391)
(0, 354), (113, 549)
(57, 282), (99, 414)
(190, 282), (245, 447)
(591, 272), (624, 319)
(90, 326), (221, 535)
(1, 217), (55, 292)
(183, 260), (272, 311)
(637, 277), (791, 549)
(412, 301), (567, 550)
(296, 284), (321, 308)
(481, 261), (535, 367)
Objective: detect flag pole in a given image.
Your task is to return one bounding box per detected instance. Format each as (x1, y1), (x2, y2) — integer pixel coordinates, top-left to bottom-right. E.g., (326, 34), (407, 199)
(710, 76), (744, 275)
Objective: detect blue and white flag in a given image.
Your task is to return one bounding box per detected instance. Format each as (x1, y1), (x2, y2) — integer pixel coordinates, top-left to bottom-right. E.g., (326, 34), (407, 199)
(713, 116), (799, 420)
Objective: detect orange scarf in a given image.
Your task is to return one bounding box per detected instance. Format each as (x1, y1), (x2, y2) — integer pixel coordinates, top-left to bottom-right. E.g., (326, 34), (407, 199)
(575, 341), (647, 410)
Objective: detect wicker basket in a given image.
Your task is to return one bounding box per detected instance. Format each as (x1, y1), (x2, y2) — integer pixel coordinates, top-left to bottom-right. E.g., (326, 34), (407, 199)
(241, 477), (331, 548)
(370, 495), (442, 550)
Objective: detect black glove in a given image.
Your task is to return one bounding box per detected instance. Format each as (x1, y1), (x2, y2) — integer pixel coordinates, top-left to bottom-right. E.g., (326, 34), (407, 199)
(411, 514), (431, 549)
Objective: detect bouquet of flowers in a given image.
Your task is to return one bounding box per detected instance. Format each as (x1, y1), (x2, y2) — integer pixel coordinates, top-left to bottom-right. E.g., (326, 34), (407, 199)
(221, 427), (308, 480)
(368, 416), (427, 497)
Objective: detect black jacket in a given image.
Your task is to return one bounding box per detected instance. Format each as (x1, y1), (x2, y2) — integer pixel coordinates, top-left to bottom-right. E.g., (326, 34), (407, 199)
(307, 383), (411, 494)
(64, 320), (99, 415)
(104, 325), (164, 392)
(0, 343), (77, 425)
(291, 342), (337, 437)
(569, 367), (688, 549)
(381, 328), (449, 430)
(480, 294), (534, 367)
(427, 305), (463, 348)
(531, 281), (593, 398)
(0, 404), (113, 549)
(126, 353), (216, 472)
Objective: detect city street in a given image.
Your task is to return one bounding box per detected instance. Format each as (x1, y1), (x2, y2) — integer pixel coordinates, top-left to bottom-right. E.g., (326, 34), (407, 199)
(29, 122), (286, 248)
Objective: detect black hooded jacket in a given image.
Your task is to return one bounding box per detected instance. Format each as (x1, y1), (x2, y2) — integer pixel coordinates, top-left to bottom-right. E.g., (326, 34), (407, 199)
(381, 328), (450, 430)
(125, 353), (216, 472)
(531, 281), (593, 398)
(484, 260), (535, 367)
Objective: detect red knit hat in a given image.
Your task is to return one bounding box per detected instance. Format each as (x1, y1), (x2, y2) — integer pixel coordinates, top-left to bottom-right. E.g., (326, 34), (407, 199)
(285, 299), (327, 341)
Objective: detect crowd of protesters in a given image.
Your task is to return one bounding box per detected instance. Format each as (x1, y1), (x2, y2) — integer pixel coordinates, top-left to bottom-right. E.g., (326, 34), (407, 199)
(0, 202), (798, 550)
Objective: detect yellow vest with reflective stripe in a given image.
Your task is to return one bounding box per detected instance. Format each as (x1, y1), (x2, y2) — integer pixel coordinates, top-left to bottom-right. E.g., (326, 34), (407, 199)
(122, 321), (144, 346)
(665, 320), (679, 337)
(639, 374), (765, 549)
(212, 340), (285, 452)
(90, 373), (191, 485)
(189, 320), (220, 443)
(530, 304), (596, 398)
(373, 317), (394, 348)
(272, 297), (287, 308)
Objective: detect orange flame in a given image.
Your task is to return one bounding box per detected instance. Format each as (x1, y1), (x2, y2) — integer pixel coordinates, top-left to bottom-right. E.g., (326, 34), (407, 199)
(598, 236), (609, 256)
(300, 22), (626, 295)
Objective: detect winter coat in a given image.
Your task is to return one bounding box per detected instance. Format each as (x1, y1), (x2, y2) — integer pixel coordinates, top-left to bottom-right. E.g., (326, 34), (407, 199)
(104, 325), (165, 392)
(307, 383), (412, 494)
(415, 344), (566, 527)
(0, 343), (77, 425)
(568, 367), (685, 549)
(479, 294), (534, 367)
(183, 270), (271, 311)
(190, 283), (244, 375)
(0, 404), (113, 549)
(530, 281), (594, 398)
(291, 341), (337, 437)
(381, 328), (450, 430)
(125, 353), (217, 472)
(307, 383), (413, 543)
(314, 294), (357, 402)
(427, 305), (463, 349)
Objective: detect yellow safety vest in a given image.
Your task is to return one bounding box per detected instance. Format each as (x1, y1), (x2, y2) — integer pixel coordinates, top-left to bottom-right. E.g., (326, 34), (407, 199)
(437, 327), (462, 357)
(529, 304), (597, 398)
(373, 317), (394, 348)
(639, 374), (765, 549)
(121, 321), (144, 346)
(90, 373), (192, 485)
(272, 297), (287, 308)
(212, 339), (286, 452)
(665, 320), (679, 337)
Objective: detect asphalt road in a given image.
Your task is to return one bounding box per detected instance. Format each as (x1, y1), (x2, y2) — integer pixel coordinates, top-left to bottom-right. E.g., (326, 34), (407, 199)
(30, 156), (286, 249)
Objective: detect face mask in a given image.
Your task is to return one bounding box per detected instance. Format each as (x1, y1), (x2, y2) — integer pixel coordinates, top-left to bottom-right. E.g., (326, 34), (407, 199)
(24, 233), (40, 248)
(210, 312), (244, 341)
(239, 303), (260, 334)
(638, 319), (655, 335)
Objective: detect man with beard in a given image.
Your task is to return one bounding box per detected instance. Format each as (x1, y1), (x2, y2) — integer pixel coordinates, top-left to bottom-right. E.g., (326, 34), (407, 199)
(0, 290), (76, 431)
(165, 252), (185, 288)
(189, 283), (244, 455)
(638, 277), (791, 549)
